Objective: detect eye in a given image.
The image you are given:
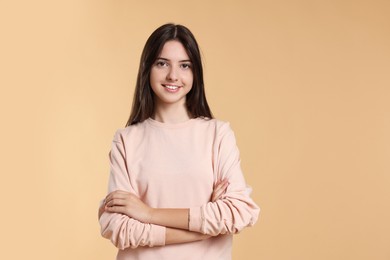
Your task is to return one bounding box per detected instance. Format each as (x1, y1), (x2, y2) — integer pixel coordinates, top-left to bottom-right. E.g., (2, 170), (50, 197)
(180, 63), (192, 69)
(155, 61), (168, 67)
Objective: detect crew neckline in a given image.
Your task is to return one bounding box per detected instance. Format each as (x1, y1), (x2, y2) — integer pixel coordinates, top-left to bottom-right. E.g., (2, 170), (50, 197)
(146, 117), (198, 129)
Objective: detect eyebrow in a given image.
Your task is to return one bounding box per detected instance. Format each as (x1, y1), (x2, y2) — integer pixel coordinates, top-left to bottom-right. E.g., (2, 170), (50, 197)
(156, 57), (192, 63)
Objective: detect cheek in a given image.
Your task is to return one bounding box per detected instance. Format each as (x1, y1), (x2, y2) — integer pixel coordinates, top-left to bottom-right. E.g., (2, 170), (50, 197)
(149, 70), (161, 87)
(149, 69), (157, 83)
(149, 74), (158, 93)
(186, 72), (194, 86)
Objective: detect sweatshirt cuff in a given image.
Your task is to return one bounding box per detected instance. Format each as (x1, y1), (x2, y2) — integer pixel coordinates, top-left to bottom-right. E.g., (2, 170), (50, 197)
(150, 225), (166, 247)
(189, 207), (202, 233)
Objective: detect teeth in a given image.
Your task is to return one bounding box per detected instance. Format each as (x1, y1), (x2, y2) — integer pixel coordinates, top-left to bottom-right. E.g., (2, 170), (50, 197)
(165, 85), (178, 90)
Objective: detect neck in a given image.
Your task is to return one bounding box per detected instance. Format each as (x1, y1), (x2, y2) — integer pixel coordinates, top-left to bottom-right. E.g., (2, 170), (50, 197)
(152, 101), (191, 124)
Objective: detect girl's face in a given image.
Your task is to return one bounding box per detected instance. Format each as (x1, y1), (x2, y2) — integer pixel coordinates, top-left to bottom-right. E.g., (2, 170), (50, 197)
(150, 40), (193, 108)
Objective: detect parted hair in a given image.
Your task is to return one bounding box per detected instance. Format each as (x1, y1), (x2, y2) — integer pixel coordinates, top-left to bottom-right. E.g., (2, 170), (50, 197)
(125, 23), (213, 126)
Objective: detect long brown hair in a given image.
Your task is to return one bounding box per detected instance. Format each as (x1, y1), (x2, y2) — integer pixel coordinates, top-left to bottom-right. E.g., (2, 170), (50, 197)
(125, 23), (213, 126)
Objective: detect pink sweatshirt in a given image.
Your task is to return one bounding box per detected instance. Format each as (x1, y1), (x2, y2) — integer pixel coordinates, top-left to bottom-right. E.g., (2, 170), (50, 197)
(99, 117), (260, 260)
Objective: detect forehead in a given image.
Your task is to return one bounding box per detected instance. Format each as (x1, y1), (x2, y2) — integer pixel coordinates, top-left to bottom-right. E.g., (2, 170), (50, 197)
(158, 40), (190, 61)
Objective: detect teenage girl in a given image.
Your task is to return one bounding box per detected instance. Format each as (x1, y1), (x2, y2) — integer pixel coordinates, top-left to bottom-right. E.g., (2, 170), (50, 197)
(98, 23), (260, 260)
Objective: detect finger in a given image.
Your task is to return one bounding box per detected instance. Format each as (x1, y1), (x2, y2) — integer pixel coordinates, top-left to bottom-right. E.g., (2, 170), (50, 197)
(214, 180), (228, 193)
(104, 192), (116, 203)
(105, 191), (130, 204)
(212, 189), (224, 202)
(106, 190), (124, 198)
(212, 186), (226, 201)
(222, 180), (229, 190)
(213, 185), (225, 197)
(219, 179), (229, 188)
(104, 195), (114, 205)
(106, 198), (127, 207)
(105, 206), (126, 215)
(212, 182), (229, 201)
(221, 178), (228, 184)
(214, 178), (227, 188)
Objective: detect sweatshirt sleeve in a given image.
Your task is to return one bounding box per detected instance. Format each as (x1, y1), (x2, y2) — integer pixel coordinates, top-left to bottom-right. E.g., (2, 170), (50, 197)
(99, 130), (166, 249)
(189, 122), (260, 236)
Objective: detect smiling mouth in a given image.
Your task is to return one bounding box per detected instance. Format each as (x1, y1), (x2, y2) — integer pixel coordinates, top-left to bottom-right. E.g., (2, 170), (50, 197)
(162, 85), (181, 90)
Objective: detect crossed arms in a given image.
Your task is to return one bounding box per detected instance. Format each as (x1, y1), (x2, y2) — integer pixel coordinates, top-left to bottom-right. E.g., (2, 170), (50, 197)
(98, 179), (229, 245)
(98, 125), (259, 250)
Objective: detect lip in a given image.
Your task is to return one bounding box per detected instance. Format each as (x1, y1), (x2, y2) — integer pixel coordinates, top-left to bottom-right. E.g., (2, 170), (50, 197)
(162, 84), (182, 93)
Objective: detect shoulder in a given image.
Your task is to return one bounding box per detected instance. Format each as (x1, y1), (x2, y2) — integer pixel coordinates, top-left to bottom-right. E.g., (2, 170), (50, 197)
(111, 120), (149, 143)
(199, 118), (240, 156)
(194, 117), (235, 138)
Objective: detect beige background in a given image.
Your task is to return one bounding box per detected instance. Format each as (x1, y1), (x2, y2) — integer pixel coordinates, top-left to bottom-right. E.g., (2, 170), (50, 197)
(1, 0), (389, 259)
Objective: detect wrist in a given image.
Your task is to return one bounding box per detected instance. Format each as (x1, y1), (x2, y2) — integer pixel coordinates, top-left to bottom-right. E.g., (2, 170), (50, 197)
(148, 207), (156, 224)
(145, 208), (189, 230)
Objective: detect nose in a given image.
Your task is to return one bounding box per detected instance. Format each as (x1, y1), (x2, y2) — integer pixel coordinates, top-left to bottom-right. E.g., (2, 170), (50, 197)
(166, 66), (178, 82)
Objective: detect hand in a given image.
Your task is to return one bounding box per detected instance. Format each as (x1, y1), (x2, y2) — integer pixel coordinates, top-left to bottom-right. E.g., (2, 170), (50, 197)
(211, 178), (229, 202)
(104, 190), (153, 223)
